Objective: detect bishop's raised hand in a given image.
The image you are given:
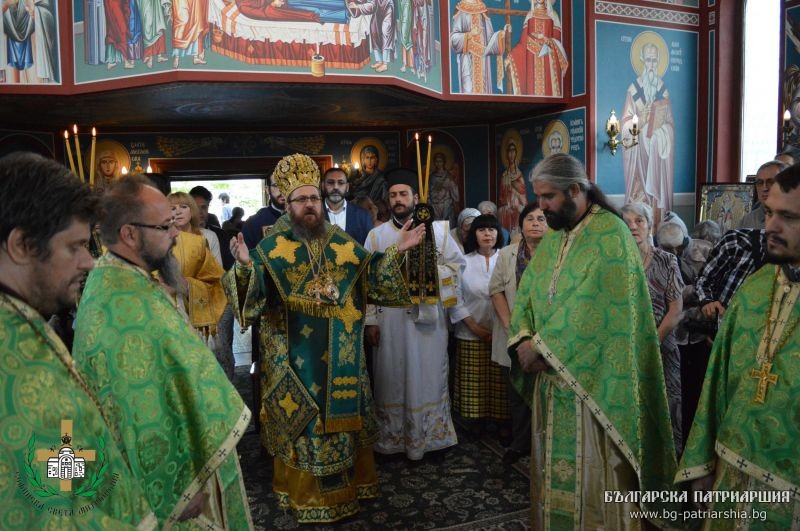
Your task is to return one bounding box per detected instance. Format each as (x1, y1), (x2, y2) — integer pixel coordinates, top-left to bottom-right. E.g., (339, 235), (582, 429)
(230, 233), (252, 266)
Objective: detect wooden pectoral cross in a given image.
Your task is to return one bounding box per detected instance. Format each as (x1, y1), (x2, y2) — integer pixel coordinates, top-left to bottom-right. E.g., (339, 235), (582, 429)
(750, 362), (778, 404)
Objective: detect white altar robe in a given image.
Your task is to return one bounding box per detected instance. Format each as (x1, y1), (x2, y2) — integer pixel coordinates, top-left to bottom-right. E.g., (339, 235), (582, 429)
(365, 220), (468, 459)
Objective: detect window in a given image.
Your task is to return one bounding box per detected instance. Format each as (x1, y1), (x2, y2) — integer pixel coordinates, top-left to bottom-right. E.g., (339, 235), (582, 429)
(740, 0), (781, 181)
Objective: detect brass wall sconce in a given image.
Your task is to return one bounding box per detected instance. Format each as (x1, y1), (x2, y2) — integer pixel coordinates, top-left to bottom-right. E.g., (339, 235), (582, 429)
(605, 110), (639, 155)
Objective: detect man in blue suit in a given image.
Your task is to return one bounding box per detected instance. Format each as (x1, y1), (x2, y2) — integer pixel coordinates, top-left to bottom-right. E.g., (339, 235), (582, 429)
(241, 172), (286, 248)
(322, 167), (374, 245)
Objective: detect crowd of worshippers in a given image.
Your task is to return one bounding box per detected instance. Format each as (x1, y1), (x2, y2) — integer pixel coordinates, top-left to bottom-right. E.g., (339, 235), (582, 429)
(2, 149), (799, 529)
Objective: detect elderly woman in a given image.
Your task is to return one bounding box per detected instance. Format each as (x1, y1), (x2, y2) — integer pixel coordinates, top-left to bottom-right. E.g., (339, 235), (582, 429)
(167, 192), (229, 372)
(489, 203), (547, 463)
(453, 215), (509, 439)
(451, 207), (481, 253)
(622, 202), (685, 454)
(657, 220), (715, 445)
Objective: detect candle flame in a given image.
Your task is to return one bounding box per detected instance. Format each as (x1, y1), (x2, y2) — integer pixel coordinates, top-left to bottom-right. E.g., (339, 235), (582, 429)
(92, 127), (96, 136)
(121, 166), (128, 175)
(146, 165), (153, 173)
(73, 124), (78, 134)
(64, 130), (69, 139)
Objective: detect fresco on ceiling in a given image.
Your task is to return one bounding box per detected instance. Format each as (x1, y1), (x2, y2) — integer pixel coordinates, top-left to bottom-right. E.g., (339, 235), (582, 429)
(783, 5), (800, 152)
(494, 107), (586, 232)
(0, 0), (61, 84)
(595, 22), (697, 225)
(448, 0), (567, 97)
(72, 0), (441, 92)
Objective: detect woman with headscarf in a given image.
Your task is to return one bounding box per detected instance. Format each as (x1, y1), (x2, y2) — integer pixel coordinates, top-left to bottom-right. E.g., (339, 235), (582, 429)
(451, 207), (481, 253)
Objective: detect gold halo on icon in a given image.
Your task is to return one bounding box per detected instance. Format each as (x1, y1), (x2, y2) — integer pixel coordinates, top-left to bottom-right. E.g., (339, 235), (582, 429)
(630, 30), (669, 78)
(430, 144), (455, 170)
(350, 137), (389, 171)
(88, 139), (131, 182)
(500, 129), (523, 168)
(542, 120), (570, 157)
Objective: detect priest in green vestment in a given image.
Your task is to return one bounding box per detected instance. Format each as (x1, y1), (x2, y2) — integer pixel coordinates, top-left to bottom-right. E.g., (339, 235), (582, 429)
(677, 165), (800, 529)
(0, 152), (156, 530)
(508, 154), (679, 530)
(223, 153), (426, 523)
(73, 175), (253, 529)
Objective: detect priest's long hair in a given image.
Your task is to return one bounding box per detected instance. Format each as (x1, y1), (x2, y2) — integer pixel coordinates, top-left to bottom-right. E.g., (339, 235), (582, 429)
(530, 153), (621, 218)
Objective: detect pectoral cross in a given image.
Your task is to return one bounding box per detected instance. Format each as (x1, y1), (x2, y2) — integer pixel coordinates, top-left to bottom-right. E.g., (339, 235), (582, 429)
(308, 276), (323, 305)
(750, 362), (778, 404)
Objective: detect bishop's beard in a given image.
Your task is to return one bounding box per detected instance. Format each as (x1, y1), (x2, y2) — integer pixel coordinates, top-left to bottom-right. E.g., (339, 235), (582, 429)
(290, 209), (327, 241)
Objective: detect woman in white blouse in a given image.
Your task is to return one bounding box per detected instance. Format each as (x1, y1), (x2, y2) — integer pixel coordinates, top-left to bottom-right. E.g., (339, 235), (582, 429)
(453, 214), (508, 440)
(489, 203), (547, 463)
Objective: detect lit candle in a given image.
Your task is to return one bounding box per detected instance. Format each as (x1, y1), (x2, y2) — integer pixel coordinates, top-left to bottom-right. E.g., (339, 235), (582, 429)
(784, 109), (792, 123)
(415, 133), (423, 196)
(146, 165), (152, 173)
(89, 127), (96, 186)
(354, 161), (360, 170)
(606, 110), (619, 134)
(424, 135), (433, 202)
(334, 163), (339, 168)
(632, 114), (639, 128)
(63, 130), (76, 174)
(121, 165), (128, 175)
(73, 125), (85, 181)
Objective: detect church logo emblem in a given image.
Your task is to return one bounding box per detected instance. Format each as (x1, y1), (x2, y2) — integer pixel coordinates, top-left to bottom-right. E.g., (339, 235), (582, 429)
(22, 419), (107, 499)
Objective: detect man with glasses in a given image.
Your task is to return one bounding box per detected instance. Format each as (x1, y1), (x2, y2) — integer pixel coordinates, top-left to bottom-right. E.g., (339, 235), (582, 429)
(224, 154), (425, 523)
(738, 160), (789, 230)
(241, 171), (287, 248)
(72, 175), (253, 529)
(0, 153), (157, 529)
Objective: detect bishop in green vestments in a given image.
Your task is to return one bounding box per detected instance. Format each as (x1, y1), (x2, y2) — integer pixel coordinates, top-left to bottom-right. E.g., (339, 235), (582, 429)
(0, 152), (156, 530)
(73, 176), (253, 529)
(508, 154), (678, 530)
(677, 166), (800, 529)
(224, 154), (426, 523)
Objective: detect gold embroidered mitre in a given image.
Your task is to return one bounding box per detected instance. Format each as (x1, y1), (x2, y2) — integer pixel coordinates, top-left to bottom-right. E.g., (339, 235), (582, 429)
(272, 153), (320, 199)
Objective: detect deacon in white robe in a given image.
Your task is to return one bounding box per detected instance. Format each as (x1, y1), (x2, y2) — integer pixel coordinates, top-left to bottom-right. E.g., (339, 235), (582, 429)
(364, 170), (469, 460)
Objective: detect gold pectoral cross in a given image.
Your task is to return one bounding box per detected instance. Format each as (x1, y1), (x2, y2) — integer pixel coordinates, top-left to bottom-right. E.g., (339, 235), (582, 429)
(750, 362), (778, 404)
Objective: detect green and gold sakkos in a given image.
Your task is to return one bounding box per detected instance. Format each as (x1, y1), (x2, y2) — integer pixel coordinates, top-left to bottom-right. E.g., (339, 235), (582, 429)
(0, 291), (156, 530)
(224, 221), (410, 521)
(73, 254), (253, 530)
(508, 206), (679, 529)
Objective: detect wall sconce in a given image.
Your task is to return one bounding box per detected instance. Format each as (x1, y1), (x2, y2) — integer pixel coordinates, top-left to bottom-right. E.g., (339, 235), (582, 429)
(605, 110), (639, 155)
(783, 109), (792, 147)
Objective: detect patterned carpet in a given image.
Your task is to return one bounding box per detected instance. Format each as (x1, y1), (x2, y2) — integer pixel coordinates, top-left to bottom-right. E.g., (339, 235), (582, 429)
(232, 368), (532, 530)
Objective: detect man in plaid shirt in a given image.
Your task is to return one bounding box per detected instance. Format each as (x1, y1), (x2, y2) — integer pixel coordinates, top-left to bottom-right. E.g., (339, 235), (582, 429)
(695, 228), (767, 319)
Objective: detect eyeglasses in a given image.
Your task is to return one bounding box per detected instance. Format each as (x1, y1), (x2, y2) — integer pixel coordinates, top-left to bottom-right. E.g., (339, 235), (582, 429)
(288, 195), (322, 205)
(128, 220), (177, 232)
